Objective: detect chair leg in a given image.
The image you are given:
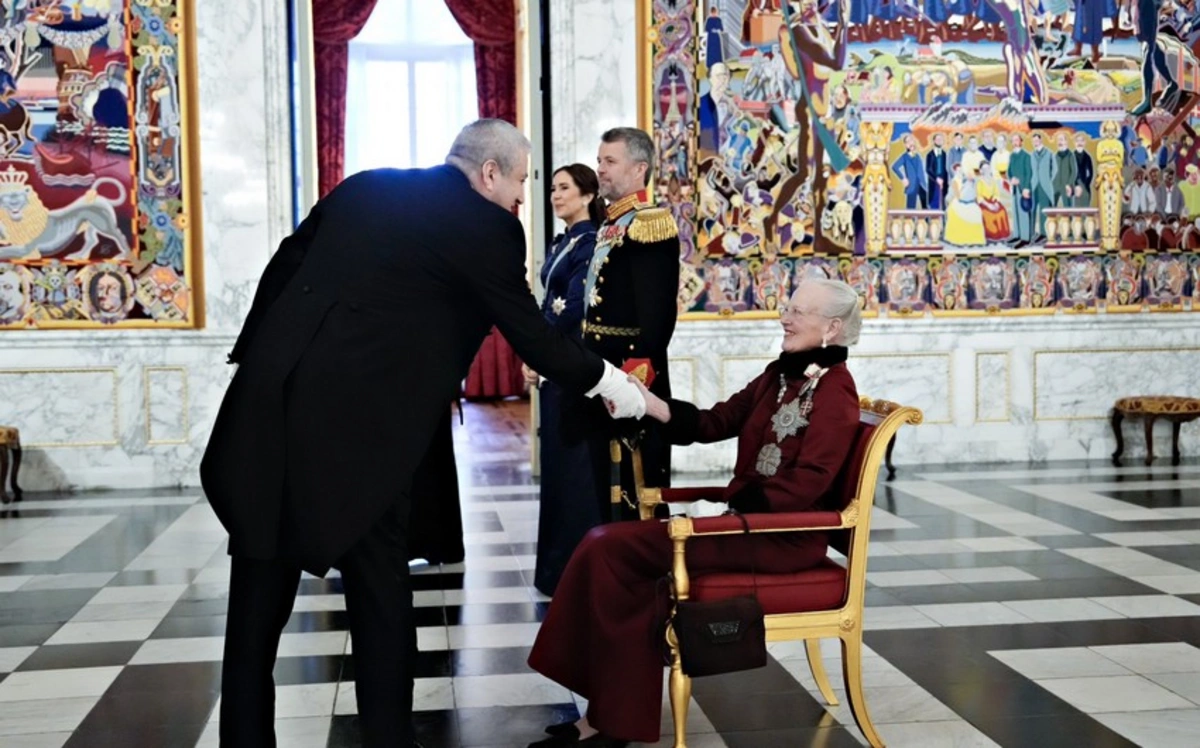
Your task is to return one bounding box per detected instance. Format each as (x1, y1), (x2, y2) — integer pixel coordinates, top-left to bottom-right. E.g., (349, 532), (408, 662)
(0, 446), (10, 504)
(666, 625), (690, 748)
(805, 639), (839, 706)
(841, 634), (885, 748)
(9, 444), (20, 502)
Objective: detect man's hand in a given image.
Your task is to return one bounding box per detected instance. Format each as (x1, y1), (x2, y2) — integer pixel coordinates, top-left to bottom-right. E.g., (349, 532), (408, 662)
(630, 377), (671, 423)
(586, 361), (647, 419)
(521, 363), (539, 388)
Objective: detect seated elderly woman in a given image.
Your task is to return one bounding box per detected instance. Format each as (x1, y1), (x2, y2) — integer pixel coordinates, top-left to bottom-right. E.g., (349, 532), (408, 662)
(527, 278), (864, 747)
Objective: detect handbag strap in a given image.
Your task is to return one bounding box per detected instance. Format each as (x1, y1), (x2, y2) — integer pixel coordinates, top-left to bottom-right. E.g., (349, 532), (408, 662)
(731, 510), (759, 600)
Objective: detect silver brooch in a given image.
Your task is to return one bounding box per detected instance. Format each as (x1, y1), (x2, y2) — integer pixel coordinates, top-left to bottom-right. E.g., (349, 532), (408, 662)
(756, 443), (782, 477)
(550, 296), (566, 315)
(771, 398), (807, 442)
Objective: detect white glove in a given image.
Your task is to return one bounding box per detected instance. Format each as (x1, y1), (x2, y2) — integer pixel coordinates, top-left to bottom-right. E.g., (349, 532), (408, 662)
(584, 361), (647, 419)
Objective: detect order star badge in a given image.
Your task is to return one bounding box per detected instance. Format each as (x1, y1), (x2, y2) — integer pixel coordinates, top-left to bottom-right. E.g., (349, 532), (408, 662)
(588, 287), (602, 307)
(550, 296), (566, 315)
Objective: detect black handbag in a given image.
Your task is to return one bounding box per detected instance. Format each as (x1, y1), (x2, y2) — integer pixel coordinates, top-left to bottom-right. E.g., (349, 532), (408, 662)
(671, 513), (767, 677)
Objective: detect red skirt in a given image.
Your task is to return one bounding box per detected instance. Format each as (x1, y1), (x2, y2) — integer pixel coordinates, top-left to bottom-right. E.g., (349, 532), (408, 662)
(528, 519), (828, 741)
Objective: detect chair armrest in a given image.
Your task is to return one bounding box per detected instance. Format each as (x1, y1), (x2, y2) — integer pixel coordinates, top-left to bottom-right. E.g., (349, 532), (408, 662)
(660, 487), (726, 504)
(683, 511), (845, 537)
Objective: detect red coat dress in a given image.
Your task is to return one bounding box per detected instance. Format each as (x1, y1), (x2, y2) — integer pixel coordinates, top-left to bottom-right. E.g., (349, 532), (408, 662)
(528, 352), (860, 742)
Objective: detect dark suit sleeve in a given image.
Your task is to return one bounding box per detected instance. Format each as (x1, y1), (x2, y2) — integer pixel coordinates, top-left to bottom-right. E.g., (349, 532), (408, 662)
(662, 368), (771, 445)
(466, 217), (605, 393)
(228, 202), (323, 364)
(631, 238), (681, 359)
(759, 370), (859, 513)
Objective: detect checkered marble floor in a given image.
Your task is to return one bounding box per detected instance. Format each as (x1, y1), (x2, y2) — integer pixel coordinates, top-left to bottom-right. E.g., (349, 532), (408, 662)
(4, 402), (1200, 746)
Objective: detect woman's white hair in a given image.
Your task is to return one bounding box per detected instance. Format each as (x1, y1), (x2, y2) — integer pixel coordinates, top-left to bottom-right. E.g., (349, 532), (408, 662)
(803, 278), (863, 346)
(445, 119), (531, 176)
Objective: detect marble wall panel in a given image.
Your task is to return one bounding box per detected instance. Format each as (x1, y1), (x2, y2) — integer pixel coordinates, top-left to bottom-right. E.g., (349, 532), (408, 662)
(145, 368), (190, 446)
(1033, 348), (1200, 421)
(975, 352), (1011, 424)
(0, 369), (119, 448)
(668, 357), (698, 404)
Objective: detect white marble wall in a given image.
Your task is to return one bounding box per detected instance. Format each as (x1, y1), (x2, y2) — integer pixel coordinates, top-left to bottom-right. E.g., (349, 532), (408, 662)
(550, 0), (638, 171)
(0, 1), (293, 490)
(667, 315), (1200, 472)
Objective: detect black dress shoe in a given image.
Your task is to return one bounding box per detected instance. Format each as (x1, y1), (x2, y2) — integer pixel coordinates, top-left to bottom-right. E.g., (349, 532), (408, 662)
(545, 722), (579, 738)
(527, 730), (628, 748)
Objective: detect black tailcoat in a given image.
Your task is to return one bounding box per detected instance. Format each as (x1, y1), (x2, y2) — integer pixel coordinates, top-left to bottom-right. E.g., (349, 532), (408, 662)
(200, 166), (603, 574)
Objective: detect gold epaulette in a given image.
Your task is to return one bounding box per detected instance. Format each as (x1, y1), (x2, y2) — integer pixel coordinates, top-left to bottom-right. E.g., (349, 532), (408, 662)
(628, 207), (679, 243)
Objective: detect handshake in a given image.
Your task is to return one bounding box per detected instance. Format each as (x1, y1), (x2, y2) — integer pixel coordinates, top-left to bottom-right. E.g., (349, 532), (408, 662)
(527, 361), (671, 422)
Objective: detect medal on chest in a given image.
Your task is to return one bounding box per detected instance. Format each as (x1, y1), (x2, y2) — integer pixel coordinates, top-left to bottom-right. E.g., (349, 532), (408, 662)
(755, 367), (827, 478)
(584, 216), (633, 311)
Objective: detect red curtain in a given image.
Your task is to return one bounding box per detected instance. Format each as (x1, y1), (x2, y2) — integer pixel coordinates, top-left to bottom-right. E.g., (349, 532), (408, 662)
(313, 0), (379, 198)
(446, 0), (526, 399)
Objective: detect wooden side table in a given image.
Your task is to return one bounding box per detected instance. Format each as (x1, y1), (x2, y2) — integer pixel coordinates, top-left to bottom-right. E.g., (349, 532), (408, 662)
(1111, 397), (1200, 466)
(0, 426), (22, 504)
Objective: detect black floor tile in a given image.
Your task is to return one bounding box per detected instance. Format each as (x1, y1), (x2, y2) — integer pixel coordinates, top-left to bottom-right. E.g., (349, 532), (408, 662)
(297, 576), (345, 595)
(284, 610), (351, 634)
(152, 614), (227, 639)
(343, 648), (454, 680)
(1026, 534), (1117, 549)
(17, 641), (141, 671)
(0, 622), (62, 647)
(329, 709), (463, 748)
(273, 653), (346, 685)
(971, 713), (1138, 748)
(64, 721), (211, 748)
(165, 597), (230, 619)
(450, 646), (536, 677)
(112, 661), (223, 693)
(414, 605), (448, 627)
(722, 725), (863, 748)
(455, 704), (578, 747)
(1096, 487), (1200, 508)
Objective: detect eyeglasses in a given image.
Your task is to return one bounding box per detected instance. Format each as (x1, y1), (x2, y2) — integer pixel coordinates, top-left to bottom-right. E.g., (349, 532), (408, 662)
(778, 304), (830, 320)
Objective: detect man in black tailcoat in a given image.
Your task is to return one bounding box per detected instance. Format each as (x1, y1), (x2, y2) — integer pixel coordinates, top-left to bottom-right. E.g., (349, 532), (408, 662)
(200, 119), (646, 748)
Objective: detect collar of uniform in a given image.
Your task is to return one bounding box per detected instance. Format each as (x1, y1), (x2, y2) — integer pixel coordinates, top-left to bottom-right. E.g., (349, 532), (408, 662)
(606, 190), (649, 221)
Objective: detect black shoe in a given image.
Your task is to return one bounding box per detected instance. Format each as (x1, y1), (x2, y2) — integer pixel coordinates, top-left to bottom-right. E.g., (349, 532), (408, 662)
(545, 722), (579, 738)
(528, 729), (628, 748)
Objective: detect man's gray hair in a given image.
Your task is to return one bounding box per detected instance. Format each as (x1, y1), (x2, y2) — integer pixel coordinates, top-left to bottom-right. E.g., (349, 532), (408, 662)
(601, 127), (654, 186)
(806, 278), (863, 346)
(446, 119), (531, 176)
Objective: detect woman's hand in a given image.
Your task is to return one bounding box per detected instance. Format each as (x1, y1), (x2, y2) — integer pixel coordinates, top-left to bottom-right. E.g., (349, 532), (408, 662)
(522, 364), (540, 388)
(630, 377), (671, 423)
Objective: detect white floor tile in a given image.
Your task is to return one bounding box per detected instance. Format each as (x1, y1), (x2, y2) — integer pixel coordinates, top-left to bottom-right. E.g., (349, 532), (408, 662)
(334, 678), (456, 714)
(912, 603), (1034, 627)
(0, 646), (37, 674)
(69, 601), (175, 623)
(988, 647), (1132, 679)
(1036, 675), (1194, 713)
(939, 567), (1038, 584)
(0, 697), (99, 737)
(1131, 575), (1200, 594)
(869, 720), (1000, 747)
(868, 570), (956, 588)
(89, 584), (187, 605)
(1092, 709), (1200, 748)
(1148, 673), (1200, 705)
(212, 684), (337, 721)
(0, 667), (121, 702)
(443, 587), (533, 605)
(0, 733), (74, 748)
(0, 575), (33, 592)
(1090, 595), (1200, 619)
(45, 618), (161, 646)
(197, 717), (332, 748)
(453, 673), (573, 708)
(131, 636), (225, 665)
(954, 537), (1046, 552)
(1000, 598), (1126, 623)
(1091, 643), (1200, 675)
(290, 595), (346, 613)
(447, 623), (542, 649)
(863, 605), (941, 630)
(1093, 532), (1193, 547)
(19, 573), (116, 591)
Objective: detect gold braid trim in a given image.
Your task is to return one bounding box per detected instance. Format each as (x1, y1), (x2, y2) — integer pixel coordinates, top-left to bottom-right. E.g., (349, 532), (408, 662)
(628, 208), (679, 243)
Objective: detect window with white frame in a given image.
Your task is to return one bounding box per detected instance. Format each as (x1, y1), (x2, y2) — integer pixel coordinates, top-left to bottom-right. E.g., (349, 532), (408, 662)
(345, 0), (478, 175)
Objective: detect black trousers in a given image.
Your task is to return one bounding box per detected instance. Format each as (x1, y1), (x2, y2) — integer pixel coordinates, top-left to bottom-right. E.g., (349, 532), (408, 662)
(220, 500), (416, 747)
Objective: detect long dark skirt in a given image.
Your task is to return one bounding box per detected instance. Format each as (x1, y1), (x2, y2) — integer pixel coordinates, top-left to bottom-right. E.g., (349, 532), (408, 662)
(533, 381), (603, 595)
(529, 520), (828, 741)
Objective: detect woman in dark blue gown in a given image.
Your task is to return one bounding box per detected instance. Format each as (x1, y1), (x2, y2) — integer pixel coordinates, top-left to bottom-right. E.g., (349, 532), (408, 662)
(531, 164), (606, 596)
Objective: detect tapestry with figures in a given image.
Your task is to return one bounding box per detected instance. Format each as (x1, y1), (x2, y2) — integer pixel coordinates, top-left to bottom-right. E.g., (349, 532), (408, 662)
(0, 0), (199, 329)
(645, 0), (1200, 316)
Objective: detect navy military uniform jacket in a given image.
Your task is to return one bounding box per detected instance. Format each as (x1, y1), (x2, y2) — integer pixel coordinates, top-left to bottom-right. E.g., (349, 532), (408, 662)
(565, 191), (680, 494)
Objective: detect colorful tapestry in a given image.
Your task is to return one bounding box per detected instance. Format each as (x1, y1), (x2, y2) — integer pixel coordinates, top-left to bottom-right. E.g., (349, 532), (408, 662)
(645, 0), (1200, 315)
(0, 0), (199, 329)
